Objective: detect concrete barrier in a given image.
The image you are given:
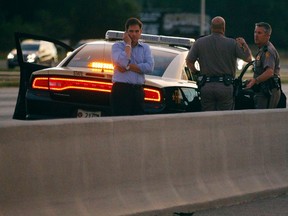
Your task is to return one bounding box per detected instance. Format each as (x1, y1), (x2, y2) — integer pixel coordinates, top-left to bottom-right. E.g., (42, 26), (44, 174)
(1, 109), (288, 216)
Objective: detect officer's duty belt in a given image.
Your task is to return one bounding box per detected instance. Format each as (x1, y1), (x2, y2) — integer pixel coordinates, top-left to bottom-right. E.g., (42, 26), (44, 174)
(206, 76), (224, 82)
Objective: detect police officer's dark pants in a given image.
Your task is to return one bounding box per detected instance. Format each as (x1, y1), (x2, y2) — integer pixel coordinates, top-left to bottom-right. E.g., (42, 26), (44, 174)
(200, 83), (234, 111)
(254, 88), (280, 109)
(111, 82), (144, 116)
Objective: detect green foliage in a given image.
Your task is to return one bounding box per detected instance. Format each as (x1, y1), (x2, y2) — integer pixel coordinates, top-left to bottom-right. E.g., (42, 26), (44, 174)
(205, 0), (288, 49)
(1, 0), (288, 53)
(0, 0), (139, 51)
(69, 0), (140, 41)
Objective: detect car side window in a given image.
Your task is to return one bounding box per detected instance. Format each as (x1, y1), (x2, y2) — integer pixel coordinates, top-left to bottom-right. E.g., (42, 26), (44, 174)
(151, 49), (177, 77)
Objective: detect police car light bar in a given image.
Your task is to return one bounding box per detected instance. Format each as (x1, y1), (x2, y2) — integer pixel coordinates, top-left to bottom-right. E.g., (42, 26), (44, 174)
(105, 30), (195, 47)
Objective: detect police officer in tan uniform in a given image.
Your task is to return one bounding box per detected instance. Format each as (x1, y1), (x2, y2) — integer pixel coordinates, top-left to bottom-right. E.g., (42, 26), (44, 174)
(245, 22), (280, 109)
(186, 16), (252, 111)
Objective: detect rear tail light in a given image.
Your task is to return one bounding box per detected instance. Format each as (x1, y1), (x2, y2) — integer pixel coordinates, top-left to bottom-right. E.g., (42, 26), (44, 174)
(32, 77), (162, 102)
(32, 77), (49, 90)
(32, 77), (112, 92)
(144, 88), (161, 102)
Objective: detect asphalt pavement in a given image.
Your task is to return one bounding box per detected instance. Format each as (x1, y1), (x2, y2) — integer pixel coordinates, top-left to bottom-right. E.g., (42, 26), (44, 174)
(193, 193), (288, 216)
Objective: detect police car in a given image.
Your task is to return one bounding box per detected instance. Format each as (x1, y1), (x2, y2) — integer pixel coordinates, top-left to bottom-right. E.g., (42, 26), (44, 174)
(13, 31), (201, 120)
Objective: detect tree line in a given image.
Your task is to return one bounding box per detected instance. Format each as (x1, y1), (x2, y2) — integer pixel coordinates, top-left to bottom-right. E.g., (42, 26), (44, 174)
(1, 0), (288, 52)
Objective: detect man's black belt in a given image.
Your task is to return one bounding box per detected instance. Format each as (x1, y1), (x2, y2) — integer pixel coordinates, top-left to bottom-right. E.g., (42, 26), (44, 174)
(114, 82), (143, 88)
(206, 76), (224, 82)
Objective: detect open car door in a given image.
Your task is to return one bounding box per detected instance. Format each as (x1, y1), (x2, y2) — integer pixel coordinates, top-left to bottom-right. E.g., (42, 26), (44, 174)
(234, 60), (286, 109)
(12, 32), (74, 120)
(234, 61), (255, 110)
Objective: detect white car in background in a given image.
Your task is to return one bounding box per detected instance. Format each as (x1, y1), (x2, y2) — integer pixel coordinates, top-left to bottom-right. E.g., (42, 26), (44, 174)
(7, 39), (58, 69)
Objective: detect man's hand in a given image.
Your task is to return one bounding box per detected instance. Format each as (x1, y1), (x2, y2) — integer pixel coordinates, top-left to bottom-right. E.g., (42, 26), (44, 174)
(245, 78), (257, 89)
(114, 65), (126, 73)
(236, 37), (247, 47)
(129, 64), (141, 73)
(114, 64), (141, 74)
(123, 32), (132, 45)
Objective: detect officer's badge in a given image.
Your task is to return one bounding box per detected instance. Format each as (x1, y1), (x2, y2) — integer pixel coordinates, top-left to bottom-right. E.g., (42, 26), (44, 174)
(265, 52), (270, 59)
(256, 55), (260, 60)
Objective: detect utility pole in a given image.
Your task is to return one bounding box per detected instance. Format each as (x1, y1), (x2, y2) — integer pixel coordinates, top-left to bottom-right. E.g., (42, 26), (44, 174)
(200, 0), (206, 35)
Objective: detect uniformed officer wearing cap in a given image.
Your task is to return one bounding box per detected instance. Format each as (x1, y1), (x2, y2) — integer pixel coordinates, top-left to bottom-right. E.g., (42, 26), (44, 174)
(186, 16), (252, 111)
(245, 22), (281, 109)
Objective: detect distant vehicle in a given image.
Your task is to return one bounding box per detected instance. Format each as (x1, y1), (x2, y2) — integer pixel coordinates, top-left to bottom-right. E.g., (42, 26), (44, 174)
(7, 39), (58, 69)
(6, 48), (18, 68)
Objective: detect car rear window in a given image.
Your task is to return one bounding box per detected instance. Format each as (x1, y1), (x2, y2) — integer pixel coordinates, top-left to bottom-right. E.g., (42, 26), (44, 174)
(66, 44), (112, 68)
(151, 49), (177, 77)
(66, 43), (177, 77)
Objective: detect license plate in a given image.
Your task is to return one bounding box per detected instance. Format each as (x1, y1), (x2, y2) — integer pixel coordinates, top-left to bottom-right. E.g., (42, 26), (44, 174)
(77, 109), (101, 118)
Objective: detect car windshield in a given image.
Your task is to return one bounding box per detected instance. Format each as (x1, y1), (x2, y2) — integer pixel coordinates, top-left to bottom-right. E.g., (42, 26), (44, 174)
(21, 44), (39, 51)
(66, 43), (178, 77)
